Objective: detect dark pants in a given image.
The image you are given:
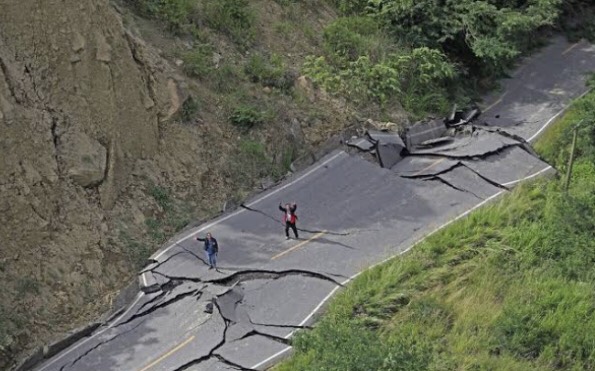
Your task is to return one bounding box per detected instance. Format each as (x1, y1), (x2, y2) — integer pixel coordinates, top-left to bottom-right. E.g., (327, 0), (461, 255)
(285, 222), (298, 238)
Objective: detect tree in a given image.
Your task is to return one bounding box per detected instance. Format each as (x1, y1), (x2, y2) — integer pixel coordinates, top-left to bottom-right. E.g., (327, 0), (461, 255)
(368, 0), (562, 76)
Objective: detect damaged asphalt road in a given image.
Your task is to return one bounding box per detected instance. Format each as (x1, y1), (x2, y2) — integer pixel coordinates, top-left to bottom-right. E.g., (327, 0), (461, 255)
(33, 36), (595, 371)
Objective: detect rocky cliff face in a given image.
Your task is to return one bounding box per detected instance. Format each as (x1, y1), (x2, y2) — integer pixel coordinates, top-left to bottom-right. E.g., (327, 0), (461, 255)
(0, 0), (356, 366)
(0, 0), (189, 365)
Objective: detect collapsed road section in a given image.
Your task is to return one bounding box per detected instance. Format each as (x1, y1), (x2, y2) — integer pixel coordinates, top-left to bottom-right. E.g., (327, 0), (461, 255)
(347, 106), (550, 199)
(36, 110), (553, 371)
(32, 36), (595, 371)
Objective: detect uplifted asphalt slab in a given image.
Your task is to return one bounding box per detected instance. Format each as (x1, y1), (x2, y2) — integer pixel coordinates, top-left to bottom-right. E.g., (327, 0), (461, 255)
(33, 36), (594, 371)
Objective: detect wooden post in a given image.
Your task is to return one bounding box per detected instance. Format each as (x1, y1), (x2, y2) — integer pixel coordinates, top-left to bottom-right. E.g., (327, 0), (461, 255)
(564, 124), (580, 192)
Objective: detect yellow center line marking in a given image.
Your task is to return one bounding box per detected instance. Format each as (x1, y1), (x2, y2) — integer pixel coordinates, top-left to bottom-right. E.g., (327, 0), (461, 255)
(138, 335), (195, 371)
(271, 231), (327, 260)
(562, 42), (580, 55)
(483, 91), (507, 113)
(413, 158), (446, 176)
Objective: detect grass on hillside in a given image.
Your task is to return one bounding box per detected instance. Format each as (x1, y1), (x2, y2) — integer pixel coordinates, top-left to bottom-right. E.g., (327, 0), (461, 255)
(277, 91), (595, 370)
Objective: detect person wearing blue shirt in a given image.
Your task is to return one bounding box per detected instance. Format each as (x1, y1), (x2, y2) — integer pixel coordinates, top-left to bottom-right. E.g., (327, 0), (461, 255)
(196, 232), (219, 270)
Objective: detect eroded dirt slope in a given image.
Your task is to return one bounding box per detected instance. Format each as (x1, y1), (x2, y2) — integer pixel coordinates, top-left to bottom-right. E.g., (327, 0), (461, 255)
(0, 0), (386, 366)
(0, 0), (333, 367)
(0, 0), (179, 364)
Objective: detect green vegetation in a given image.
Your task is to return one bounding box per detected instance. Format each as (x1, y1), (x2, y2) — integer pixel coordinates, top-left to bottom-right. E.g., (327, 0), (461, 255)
(227, 138), (295, 195)
(128, 0), (195, 32)
(244, 53), (295, 92)
(278, 91), (595, 370)
(115, 183), (195, 269)
(147, 185), (192, 240)
(119, 230), (153, 269)
(182, 44), (214, 78)
(128, 0), (595, 120)
(149, 184), (172, 211)
(179, 96), (200, 122)
(15, 277), (40, 296)
(130, 0), (255, 43)
(229, 105), (268, 130)
(560, 0), (595, 42)
(0, 306), (25, 357)
(302, 0), (595, 116)
(304, 46), (456, 115)
(203, 0), (255, 45)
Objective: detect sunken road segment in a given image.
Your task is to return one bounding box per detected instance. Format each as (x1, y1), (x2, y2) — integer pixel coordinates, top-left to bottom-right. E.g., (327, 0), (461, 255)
(31, 36), (595, 371)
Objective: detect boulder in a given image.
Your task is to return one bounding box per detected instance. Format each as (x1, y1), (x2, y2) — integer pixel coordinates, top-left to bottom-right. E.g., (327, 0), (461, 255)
(58, 130), (107, 187)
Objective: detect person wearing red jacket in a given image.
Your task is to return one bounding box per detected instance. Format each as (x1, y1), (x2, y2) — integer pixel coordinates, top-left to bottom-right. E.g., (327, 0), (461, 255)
(279, 202), (298, 240)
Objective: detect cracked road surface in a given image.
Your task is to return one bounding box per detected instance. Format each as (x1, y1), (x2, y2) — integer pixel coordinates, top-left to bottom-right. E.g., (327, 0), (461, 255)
(34, 36), (595, 371)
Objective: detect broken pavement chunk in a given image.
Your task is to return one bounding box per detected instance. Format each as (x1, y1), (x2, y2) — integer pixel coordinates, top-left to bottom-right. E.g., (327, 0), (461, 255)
(216, 286), (245, 324)
(346, 137), (374, 152)
(366, 130), (406, 147)
(393, 156), (460, 177)
(462, 146), (551, 185)
(418, 136), (454, 147)
(139, 272), (161, 293)
(376, 143), (404, 168)
(409, 130), (519, 158)
(435, 165), (503, 200)
(364, 130), (406, 168)
(463, 107), (481, 123)
(404, 119), (447, 149)
(447, 103), (459, 123)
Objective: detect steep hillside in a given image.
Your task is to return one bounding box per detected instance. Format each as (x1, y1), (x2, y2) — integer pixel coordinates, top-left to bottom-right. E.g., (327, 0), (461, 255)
(0, 0), (184, 366)
(2, 0), (594, 369)
(0, 0), (355, 368)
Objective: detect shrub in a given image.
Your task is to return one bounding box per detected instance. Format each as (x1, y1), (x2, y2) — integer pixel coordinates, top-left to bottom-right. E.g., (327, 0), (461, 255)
(244, 54), (295, 92)
(180, 96), (199, 122)
(182, 44), (214, 78)
(203, 0), (255, 45)
(229, 105), (266, 130)
(227, 139), (279, 187)
(323, 16), (383, 62)
(119, 231), (152, 269)
(369, 0), (561, 76)
(129, 0), (194, 32)
(303, 47), (455, 114)
(149, 184), (171, 211)
(210, 63), (244, 94)
(560, 0), (595, 41)
(330, 0), (371, 15)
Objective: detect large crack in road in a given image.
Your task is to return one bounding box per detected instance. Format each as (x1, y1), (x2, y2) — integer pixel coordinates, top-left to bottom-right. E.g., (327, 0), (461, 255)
(42, 114), (554, 371)
(29, 36), (595, 371)
(59, 262), (345, 370)
(58, 321), (147, 371)
(59, 117), (552, 371)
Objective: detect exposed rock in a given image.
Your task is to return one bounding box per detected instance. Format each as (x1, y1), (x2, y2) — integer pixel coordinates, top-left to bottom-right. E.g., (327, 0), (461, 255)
(295, 75), (315, 102)
(95, 32), (111, 62)
(0, 0), (360, 369)
(72, 31), (86, 52)
(366, 118), (401, 132)
(58, 130), (107, 187)
(166, 79), (180, 117)
(212, 52), (222, 68)
(0, 0), (179, 367)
